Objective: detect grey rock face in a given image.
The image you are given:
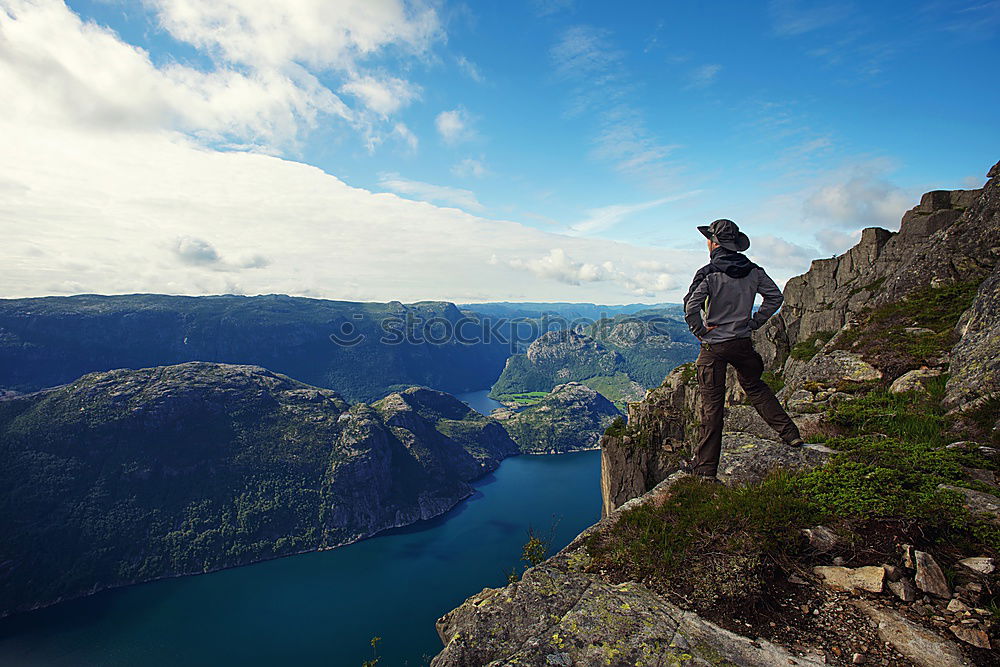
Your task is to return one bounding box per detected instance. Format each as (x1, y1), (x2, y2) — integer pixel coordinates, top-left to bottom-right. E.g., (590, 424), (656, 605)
(939, 484), (1000, 519)
(887, 578), (918, 602)
(946, 266), (1000, 411)
(782, 350), (882, 396)
(754, 163), (998, 403)
(958, 557), (996, 575)
(714, 433), (832, 486)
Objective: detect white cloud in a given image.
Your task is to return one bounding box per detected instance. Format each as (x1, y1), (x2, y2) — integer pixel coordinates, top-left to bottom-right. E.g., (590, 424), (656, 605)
(685, 64), (722, 89)
(569, 193), (701, 235)
(0, 118), (707, 302)
(171, 236), (270, 270)
(814, 228), (862, 255)
(146, 0), (441, 70)
(747, 235), (818, 270)
(340, 75), (420, 116)
(533, 0), (575, 17)
(550, 25), (679, 186)
(173, 236), (222, 266)
(377, 173), (484, 212)
(435, 108), (474, 145)
(0, 0), (441, 152)
(804, 171), (911, 229)
(0, 0), (713, 304)
(505, 249), (612, 285)
(452, 157), (487, 178)
(391, 122), (419, 151)
(768, 0), (851, 36)
(455, 55), (484, 83)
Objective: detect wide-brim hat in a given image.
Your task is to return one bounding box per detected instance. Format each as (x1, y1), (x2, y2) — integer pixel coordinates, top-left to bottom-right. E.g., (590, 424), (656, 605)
(698, 218), (750, 252)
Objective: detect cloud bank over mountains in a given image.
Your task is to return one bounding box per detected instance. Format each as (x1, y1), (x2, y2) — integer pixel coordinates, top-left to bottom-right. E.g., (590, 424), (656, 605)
(0, 0), (707, 302)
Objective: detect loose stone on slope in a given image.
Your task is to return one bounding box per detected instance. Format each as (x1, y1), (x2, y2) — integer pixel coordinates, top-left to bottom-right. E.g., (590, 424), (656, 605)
(913, 551), (951, 599)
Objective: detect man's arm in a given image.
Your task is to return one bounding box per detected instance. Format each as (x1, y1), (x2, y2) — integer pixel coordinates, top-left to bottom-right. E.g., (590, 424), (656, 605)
(749, 267), (783, 330)
(683, 270), (711, 338)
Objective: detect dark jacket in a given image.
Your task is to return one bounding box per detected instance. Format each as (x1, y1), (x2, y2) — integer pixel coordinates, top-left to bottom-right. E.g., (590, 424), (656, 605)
(682, 248), (783, 343)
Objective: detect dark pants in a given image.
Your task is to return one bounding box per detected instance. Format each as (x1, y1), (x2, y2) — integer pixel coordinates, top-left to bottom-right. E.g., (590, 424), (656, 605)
(692, 337), (801, 477)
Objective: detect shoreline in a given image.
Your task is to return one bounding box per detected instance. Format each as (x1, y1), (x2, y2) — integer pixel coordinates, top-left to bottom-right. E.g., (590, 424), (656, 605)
(0, 447), (602, 622)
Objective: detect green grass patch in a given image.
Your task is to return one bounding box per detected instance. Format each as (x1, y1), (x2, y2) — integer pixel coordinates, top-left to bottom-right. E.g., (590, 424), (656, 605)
(789, 330), (837, 362)
(677, 362), (696, 385)
(833, 280), (980, 378)
(580, 372), (639, 409)
(493, 391), (549, 406)
(586, 473), (814, 610)
(603, 415), (627, 438)
(762, 370), (784, 393)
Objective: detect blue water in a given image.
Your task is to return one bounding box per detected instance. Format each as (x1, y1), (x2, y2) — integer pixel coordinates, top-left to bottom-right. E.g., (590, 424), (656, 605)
(0, 450), (602, 667)
(454, 389), (505, 415)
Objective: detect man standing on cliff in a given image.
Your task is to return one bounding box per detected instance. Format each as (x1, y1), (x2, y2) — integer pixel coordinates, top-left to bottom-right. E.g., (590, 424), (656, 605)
(681, 218), (805, 482)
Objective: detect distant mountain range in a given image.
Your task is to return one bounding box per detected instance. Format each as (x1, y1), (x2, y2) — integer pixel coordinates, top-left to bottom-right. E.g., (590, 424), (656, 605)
(0, 294), (511, 402)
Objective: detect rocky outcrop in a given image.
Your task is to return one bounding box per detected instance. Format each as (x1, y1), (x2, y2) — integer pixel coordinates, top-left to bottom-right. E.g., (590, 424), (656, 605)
(433, 473), (828, 667)
(599, 362), (840, 516)
(0, 363), (518, 618)
(945, 267), (1000, 414)
(852, 601), (967, 667)
(754, 161), (999, 403)
(493, 382), (620, 454)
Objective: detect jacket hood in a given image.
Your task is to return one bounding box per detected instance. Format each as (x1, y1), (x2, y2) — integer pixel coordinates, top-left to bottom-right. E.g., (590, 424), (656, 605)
(709, 247), (756, 278)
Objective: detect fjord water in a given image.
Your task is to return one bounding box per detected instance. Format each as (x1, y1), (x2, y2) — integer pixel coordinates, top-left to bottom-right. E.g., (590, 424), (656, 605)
(454, 388), (505, 415)
(0, 390), (601, 667)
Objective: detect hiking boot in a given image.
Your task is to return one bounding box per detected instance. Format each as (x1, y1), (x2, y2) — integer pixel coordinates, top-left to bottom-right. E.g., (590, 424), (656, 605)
(678, 458), (697, 474)
(788, 438), (804, 448)
(697, 475), (722, 485)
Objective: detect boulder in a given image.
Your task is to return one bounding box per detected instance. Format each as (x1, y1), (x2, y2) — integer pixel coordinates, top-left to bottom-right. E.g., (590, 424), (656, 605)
(889, 368), (943, 395)
(958, 557), (996, 575)
(946, 598), (970, 613)
(783, 350), (882, 395)
(939, 484), (1000, 519)
(949, 624), (991, 649)
(852, 601), (965, 667)
(887, 578), (918, 602)
(813, 565), (885, 593)
(715, 433), (833, 486)
(913, 551), (951, 598)
(802, 525), (842, 552)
